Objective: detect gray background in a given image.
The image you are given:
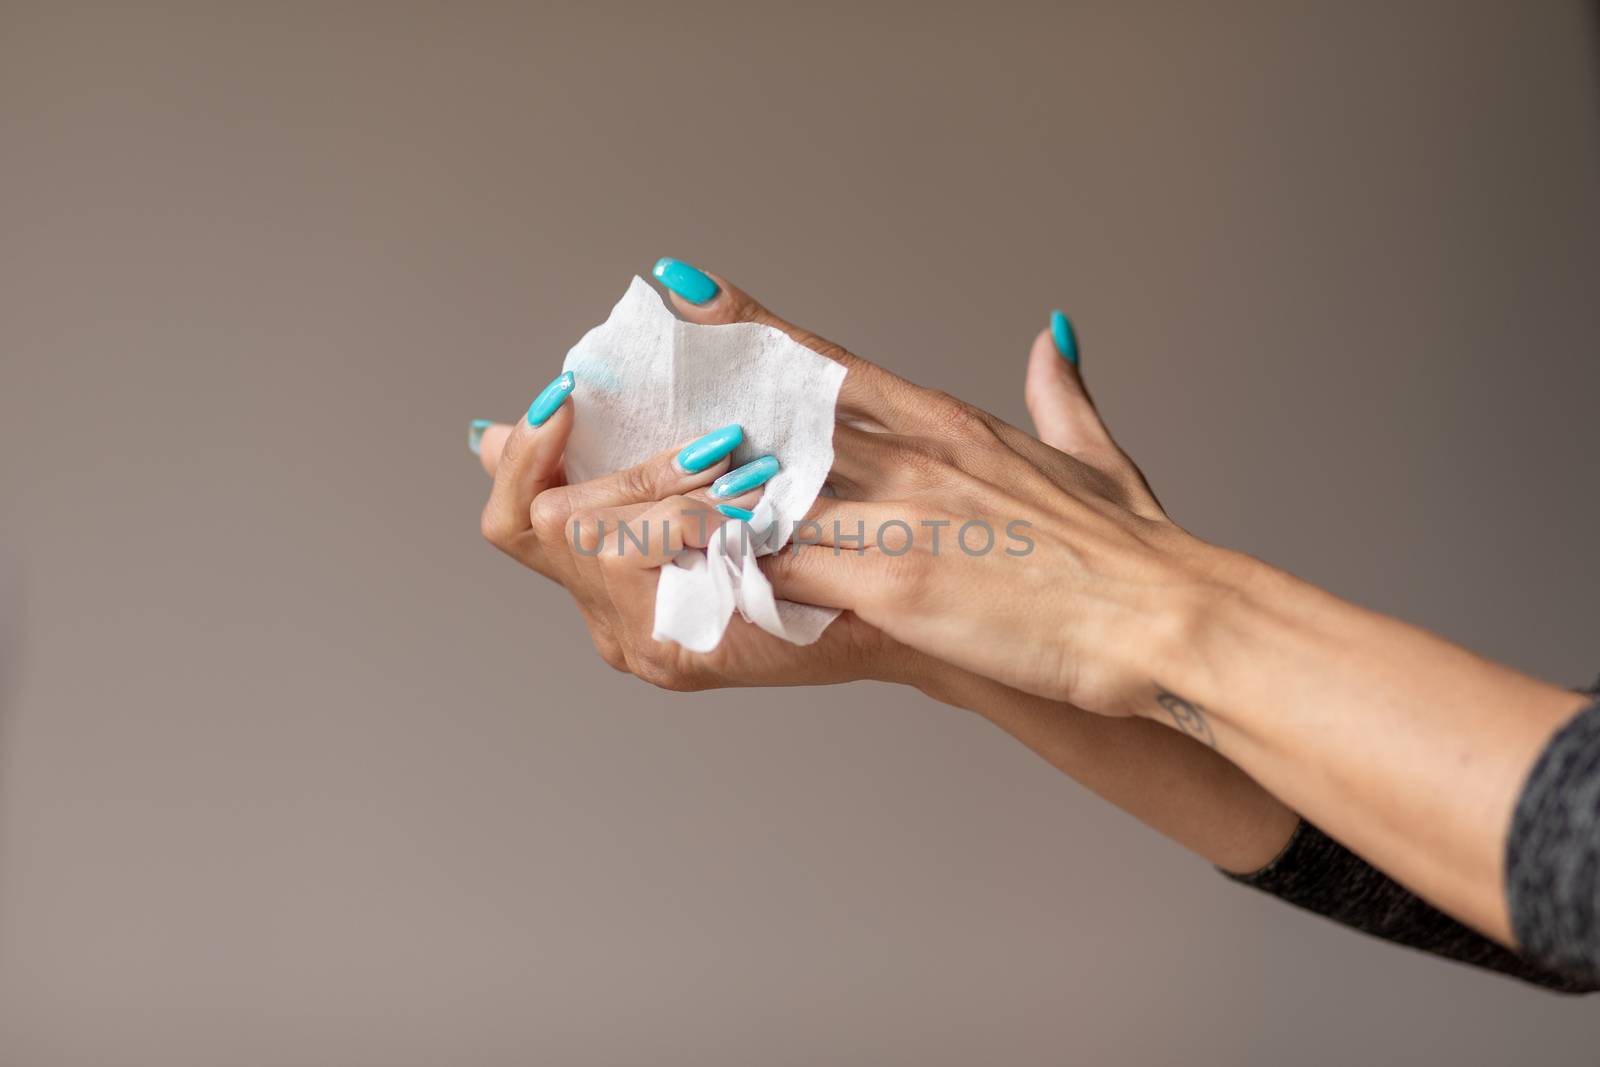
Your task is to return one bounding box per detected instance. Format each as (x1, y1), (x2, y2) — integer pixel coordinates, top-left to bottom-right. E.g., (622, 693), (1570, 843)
(3, 2), (1599, 1064)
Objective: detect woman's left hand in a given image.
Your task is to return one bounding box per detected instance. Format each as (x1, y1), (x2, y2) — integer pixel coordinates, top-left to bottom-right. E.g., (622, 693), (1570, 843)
(473, 409), (924, 693)
(751, 317), (1226, 721)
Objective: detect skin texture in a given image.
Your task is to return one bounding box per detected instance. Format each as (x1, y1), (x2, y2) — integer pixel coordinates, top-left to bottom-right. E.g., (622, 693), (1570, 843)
(474, 269), (1298, 875)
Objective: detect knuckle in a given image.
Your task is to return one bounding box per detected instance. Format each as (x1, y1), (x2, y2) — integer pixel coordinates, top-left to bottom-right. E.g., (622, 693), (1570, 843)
(730, 292), (768, 323)
(631, 649), (695, 692)
(672, 659), (713, 692)
(803, 332), (854, 366)
(656, 671), (702, 694)
(781, 542), (828, 581)
(891, 436), (957, 483)
(876, 546), (932, 605)
(528, 491), (570, 543)
(479, 505), (517, 548)
(759, 545), (797, 583)
(928, 391), (995, 441)
(620, 461), (663, 502)
(763, 311), (854, 367)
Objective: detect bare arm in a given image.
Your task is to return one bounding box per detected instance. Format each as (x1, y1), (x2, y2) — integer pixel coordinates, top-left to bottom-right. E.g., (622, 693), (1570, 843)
(1142, 543), (1590, 944)
(742, 290), (1593, 976)
(923, 663), (1299, 873)
(471, 261), (1593, 986)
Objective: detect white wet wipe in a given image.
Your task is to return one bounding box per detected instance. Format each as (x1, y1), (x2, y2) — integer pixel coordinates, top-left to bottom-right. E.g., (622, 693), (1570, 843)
(559, 277), (845, 652)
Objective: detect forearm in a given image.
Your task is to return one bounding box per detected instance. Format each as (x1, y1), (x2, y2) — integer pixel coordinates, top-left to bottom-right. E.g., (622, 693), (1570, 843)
(920, 647), (1594, 990)
(918, 665), (1299, 875)
(1146, 542), (1590, 943)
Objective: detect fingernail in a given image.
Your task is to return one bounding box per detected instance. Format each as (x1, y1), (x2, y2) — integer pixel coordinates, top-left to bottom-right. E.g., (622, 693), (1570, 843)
(710, 455), (779, 499)
(675, 423), (744, 474)
(526, 370), (575, 427)
(715, 504), (755, 522)
(467, 418), (492, 455)
(1050, 309), (1079, 365)
(652, 257), (720, 305)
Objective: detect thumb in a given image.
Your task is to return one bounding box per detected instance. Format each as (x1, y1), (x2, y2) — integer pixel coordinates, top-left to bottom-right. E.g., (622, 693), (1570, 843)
(1025, 311), (1167, 519)
(1023, 310), (1116, 458)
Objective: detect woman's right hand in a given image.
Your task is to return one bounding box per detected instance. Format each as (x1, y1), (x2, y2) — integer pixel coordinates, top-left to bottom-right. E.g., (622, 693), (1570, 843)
(473, 394), (927, 693)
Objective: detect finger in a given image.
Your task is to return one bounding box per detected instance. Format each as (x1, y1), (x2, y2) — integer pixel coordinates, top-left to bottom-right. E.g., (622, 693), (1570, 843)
(757, 541), (876, 613)
(832, 420), (1052, 508)
(573, 492), (748, 562)
(481, 371), (576, 544)
(470, 421), (515, 476)
(825, 423), (884, 498)
(1024, 313), (1169, 517)
(602, 452), (778, 522)
(789, 497), (902, 550)
(593, 495), (733, 570)
(681, 481), (766, 517)
(1023, 312), (1116, 458)
(826, 424), (965, 501)
(792, 498), (1028, 564)
(541, 425), (745, 538)
(648, 256), (927, 433)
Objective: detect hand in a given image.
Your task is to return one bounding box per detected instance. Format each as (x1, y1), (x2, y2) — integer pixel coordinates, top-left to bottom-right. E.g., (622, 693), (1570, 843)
(474, 398), (919, 691)
(756, 304), (1222, 718)
(470, 262), (990, 694)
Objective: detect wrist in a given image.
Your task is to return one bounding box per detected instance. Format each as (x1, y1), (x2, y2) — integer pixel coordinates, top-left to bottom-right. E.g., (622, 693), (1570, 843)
(856, 618), (964, 703)
(888, 641), (1002, 717)
(1127, 535), (1385, 755)
(901, 651), (966, 707)
(1118, 531), (1268, 729)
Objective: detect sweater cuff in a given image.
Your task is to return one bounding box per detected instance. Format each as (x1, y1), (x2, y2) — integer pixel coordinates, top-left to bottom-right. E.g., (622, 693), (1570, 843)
(1505, 699), (1600, 985)
(1227, 819), (1595, 992)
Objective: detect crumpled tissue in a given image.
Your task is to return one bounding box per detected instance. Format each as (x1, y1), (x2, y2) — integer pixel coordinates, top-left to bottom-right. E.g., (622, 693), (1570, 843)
(559, 277), (845, 653)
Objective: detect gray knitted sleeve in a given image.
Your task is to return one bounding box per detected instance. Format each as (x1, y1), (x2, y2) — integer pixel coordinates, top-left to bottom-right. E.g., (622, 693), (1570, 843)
(1225, 692), (1600, 993)
(1505, 698), (1600, 985)
(1226, 819), (1595, 992)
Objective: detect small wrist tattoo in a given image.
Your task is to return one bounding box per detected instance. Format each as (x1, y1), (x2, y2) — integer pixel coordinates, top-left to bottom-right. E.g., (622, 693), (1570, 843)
(1154, 685), (1217, 749)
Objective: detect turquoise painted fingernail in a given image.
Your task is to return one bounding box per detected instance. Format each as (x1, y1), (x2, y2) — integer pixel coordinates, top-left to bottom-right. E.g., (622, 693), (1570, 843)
(468, 418), (492, 455)
(1050, 309), (1079, 365)
(710, 455), (779, 499)
(716, 504), (755, 522)
(675, 423), (744, 474)
(652, 257), (720, 305)
(526, 370), (575, 427)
